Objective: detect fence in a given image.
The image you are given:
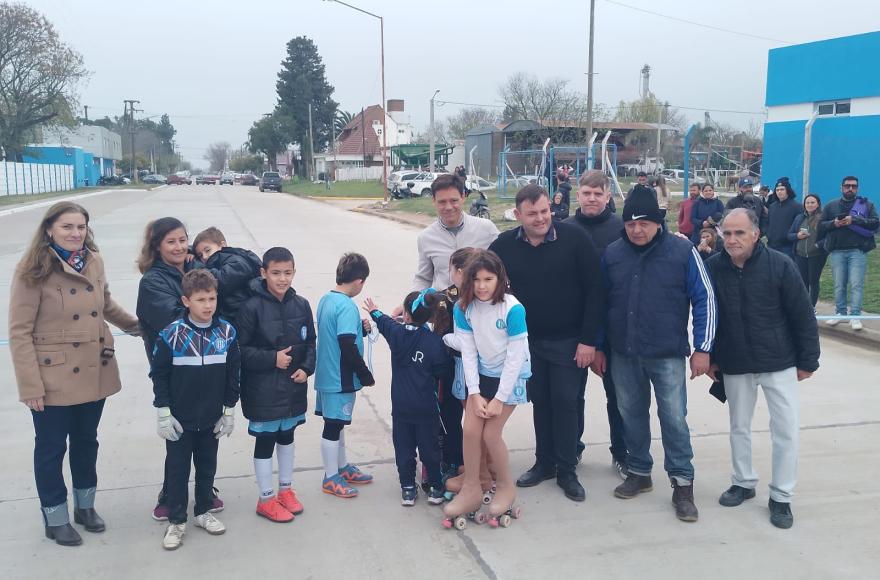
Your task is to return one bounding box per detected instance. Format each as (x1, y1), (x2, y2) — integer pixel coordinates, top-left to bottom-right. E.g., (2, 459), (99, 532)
(334, 166), (385, 182)
(1, 161), (75, 196)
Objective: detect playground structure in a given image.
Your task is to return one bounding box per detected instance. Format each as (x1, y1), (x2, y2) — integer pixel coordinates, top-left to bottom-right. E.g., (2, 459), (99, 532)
(497, 133), (622, 201)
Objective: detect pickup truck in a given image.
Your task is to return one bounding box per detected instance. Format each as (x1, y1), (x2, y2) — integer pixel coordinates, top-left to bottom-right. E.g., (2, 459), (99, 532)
(259, 171), (282, 192)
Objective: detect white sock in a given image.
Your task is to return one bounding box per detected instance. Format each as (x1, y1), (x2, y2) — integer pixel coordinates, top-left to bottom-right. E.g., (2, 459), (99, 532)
(337, 430), (348, 469)
(321, 438), (339, 478)
(254, 458), (275, 500)
(276, 442), (294, 489)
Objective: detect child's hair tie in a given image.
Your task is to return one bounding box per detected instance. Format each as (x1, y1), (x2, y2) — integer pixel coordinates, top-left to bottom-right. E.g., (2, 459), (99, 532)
(411, 287), (437, 314)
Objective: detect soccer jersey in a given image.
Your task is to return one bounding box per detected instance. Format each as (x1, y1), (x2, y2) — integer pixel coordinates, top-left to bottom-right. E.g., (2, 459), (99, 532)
(315, 290), (365, 393)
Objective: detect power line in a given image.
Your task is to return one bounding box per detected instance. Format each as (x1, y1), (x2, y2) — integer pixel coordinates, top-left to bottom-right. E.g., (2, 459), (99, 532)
(601, 0), (791, 44)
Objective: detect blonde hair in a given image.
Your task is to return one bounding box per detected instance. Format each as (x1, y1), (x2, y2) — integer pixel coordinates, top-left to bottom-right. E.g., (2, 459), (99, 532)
(17, 202), (97, 285)
(137, 217), (187, 274)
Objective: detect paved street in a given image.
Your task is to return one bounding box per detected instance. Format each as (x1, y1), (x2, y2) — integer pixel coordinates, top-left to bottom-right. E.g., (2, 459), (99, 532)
(0, 185), (877, 580)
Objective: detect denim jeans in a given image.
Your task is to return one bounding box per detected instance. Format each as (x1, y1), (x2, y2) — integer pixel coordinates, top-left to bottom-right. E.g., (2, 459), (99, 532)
(830, 248), (868, 315)
(611, 352), (694, 481)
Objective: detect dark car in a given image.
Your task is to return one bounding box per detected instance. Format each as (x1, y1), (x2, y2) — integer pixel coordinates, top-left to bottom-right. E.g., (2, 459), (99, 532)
(196, 174), (219, 185)
(142, 174), (167, 184)
(220, 172), (235, 185)
(259, 171), (282, 192)
(167, 175), (192, 185)
(240, 173), (259, 186)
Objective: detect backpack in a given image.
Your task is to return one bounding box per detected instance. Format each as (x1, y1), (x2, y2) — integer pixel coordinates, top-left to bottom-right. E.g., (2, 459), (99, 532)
(848, 197), (875, 238)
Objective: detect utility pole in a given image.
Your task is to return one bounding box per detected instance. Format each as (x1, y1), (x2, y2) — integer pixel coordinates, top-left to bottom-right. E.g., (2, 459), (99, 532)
(308, 103), (315, 181)
(124, 99), (140, 183)
(429, 90), (439, 172)
(586, 0), (596, 151)
(361, 107), (367, 182)
(83, 105), (89, 122)
(656, 105), (662, 157)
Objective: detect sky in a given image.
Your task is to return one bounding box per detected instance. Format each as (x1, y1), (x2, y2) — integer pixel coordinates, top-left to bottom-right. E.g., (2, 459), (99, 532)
(24, 0), (880, 168)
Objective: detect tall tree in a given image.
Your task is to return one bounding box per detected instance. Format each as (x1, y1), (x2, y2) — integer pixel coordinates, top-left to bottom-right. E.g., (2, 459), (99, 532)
(204, 141), (231, 172)
(156, 114), (176, 152)
(445, 107), (499, 140)
(334, 110), (354, 135)
(499, 73), (584, 123)
(247, 114), (287, 170)
(0, 3), (88, 159)
(275, 36), (338, 176)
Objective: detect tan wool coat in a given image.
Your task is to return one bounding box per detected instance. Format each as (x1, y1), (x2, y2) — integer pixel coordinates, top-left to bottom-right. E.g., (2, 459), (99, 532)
(9, 250), (140, 406)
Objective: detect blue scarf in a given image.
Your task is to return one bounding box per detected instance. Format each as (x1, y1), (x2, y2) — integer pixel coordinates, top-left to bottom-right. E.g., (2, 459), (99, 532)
(52, 243), (88, 273)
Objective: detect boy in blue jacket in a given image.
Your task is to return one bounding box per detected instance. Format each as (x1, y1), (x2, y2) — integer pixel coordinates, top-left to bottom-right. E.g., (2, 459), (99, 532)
(151, 269), (240, 550)
(363, 289), (453, 506)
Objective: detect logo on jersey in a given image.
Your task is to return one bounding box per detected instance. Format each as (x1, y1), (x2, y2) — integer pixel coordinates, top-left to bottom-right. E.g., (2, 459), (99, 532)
(495, 319), (507, 330)
(301, 326), (308, 341)
(412, 350), (424, 363)
(214, 338), (227, 351)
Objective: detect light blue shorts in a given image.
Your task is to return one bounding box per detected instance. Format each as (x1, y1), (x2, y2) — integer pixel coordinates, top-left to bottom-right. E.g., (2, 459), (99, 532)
(506, 377), (528, 405)
(451, 357), (466, 401)
(315, 391), (357, 424)
(248, 414), (306, 436)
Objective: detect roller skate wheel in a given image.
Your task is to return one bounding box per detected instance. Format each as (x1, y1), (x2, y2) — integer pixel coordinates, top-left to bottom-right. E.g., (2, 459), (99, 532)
(488, 517), (499, 528)
(490, 484), (497, 494)
(499, 514), (512, 528)
(474, 511), (488, 525)
(444, 491), (455, 501)
(454, 516), (468, 531)
(511, 506), (522, 519)
(442, 518), (454, 529)
(482, 493), (492, 505)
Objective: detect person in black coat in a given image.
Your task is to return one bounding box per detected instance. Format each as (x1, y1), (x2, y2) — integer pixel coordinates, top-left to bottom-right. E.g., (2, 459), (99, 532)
(706, 208), (819, 530)
(236, 247), (316, 522)
(690, 183), (725, 244)
(766, 178), (802, 258)
(193, 227), (262, 322)
(550, 192), (569, 221)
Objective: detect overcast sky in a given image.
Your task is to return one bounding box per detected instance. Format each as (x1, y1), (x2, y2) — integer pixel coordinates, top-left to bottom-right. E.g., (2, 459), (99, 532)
(26, 0), (879, 167)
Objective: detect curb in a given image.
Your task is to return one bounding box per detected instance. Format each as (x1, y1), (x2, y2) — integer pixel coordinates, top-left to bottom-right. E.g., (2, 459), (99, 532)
(350, 206), (432, 228)
(818, 324), (880, 350)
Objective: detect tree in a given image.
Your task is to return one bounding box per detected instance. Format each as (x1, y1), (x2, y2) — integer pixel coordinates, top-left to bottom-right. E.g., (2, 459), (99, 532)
(334, 110), (353, 135)
(499, 73), (584, 123)
(412, 120), (448, 144)
(0, 3), (88, 159)
(445, 107), (499, 140)
(229, 154), (264, 174)
(275, 36), (338, 176)
(204, 142), (231, 172)
(156, 114), (176, 150)
(247, 114), (287, 170)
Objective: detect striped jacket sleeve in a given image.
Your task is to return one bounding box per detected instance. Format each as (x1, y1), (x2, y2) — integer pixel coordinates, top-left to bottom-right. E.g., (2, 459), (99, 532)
(686, 247), (717, 353)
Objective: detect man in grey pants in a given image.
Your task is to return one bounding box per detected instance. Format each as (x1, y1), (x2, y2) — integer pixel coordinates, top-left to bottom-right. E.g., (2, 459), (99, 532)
(706, 208), (820, 529)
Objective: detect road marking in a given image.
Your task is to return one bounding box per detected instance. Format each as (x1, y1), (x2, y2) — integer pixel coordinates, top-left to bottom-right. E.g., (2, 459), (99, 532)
(0, 186), (163, 218)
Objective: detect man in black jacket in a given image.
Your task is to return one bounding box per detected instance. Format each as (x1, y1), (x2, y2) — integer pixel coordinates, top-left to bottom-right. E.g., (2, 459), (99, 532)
(564, 170), (628, 479)
(489, 184), (604, 502)
(818, 175), (879, 330)
(706, 208), (820, 530)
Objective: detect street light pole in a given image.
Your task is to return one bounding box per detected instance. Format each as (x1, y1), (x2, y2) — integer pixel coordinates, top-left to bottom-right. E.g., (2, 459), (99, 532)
(586, 0), (596, 156)
(324, 0), (388, 202)
(429, 90), (439, 172)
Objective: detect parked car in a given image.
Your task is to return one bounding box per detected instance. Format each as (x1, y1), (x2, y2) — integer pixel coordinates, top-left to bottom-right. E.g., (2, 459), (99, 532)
(240, 173), (259, 186)
(259, 171), (282, 192)
(220, 172), (235, 185)
(142, 174), (167, 184)
(196, 174), (219, 185)
(166, 174), (192, 185)
(403, 172), (450, 196)
(466, 175), (496, 192)
(98, 175), (129, 186)
(389, 170), (423, 188)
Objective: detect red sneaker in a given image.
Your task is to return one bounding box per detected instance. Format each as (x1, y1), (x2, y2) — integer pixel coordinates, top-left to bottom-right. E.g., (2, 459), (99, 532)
(277, 488), (304, 515)
(256, 497), (294, 523)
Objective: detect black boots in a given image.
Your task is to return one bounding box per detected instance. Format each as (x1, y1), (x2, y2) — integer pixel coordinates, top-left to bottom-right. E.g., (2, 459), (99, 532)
(769, 499), (794, 529)
(45, 523), (82, 547)
(516, 463), (557, 487)
(557, 472), (586, 502)
(719, 485), (756, 507)
(614, 473), (653, 499)
(74, 508), (106, 533)
(671, 480), (699, 522)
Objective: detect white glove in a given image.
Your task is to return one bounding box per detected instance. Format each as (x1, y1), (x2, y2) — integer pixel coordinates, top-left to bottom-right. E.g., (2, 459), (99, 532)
(213, 406), (234, 439)
(157, 407), (183, 441)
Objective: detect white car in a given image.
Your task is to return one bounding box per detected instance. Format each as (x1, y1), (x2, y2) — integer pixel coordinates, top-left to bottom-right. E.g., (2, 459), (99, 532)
(466, 175), (496, 192)
(406, 172), (450, 196)
(389, 170), (423, 187)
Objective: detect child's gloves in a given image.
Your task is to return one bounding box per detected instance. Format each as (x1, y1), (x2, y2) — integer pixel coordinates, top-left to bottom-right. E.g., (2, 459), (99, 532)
(157, 407), (183, 441)
(213, 406), (235, 439)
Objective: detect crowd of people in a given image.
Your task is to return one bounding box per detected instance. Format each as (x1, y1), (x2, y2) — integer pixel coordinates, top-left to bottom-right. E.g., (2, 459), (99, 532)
(7, 168), (876, 549)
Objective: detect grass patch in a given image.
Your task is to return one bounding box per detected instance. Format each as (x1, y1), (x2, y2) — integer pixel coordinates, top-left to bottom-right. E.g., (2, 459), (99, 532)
(386, 194), (519, 232)
(819, 248), (880, 313)
(283, 180), (384, 198)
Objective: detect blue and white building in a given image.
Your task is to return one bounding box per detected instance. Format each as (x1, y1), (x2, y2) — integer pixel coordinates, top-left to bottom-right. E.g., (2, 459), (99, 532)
(762, 31), (880, 205)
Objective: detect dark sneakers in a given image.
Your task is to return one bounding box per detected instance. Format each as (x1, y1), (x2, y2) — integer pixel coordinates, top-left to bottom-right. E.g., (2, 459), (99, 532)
(719, 485), (756, 507)
(557, 472), (586, 502)
(516, 463), (557, 488)
(614, 473), (653, 499)
(769, 499), (794, 529)
(671, 480), (699, 522)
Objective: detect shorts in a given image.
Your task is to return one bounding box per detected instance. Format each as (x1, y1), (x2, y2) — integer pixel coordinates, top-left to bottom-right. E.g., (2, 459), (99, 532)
(451, 357), (466, 401)
(478, 374), (528, 406)
(315, 391), (356, 424)
(248, 414), (306, 436)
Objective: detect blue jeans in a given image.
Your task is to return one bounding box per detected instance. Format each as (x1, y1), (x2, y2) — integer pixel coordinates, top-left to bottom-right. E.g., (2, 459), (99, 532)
(830, 249), (868, 315)
(611, 352), (694, 481)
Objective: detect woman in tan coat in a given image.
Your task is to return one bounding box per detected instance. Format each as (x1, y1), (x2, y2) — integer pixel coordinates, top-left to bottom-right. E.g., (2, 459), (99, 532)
(8, 201), (139, 546)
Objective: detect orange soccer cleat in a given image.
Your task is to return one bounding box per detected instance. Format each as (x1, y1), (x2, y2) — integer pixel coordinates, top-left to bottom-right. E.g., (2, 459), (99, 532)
(277, 488), (304, 515)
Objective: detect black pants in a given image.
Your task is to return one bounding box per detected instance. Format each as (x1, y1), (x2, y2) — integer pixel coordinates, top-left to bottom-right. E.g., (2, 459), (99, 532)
(165, 429), (219, 524)
(31, 399), (105, 508)
(795, 253), (828, 307)
(438, 372), (463, 468)
(393, 418), (441, 488)
(529, 337), (585, 475)
(580, 350), (628, 461)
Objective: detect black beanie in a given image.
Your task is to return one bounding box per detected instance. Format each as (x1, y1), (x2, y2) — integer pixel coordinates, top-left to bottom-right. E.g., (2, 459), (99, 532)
(623, 185), (663, 223)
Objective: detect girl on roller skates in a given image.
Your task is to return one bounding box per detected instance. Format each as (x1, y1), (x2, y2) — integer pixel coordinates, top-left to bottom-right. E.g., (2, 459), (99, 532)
(443, 249), (530, 528)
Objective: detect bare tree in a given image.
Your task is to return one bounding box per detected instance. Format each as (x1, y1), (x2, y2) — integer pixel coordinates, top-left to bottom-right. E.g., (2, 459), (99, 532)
(499, 72), (585, 122)
(204, 142), (231, 172)
(444, 107), (499, 140)
(413, 120), (448, 144)
(0, 3), (88, 159)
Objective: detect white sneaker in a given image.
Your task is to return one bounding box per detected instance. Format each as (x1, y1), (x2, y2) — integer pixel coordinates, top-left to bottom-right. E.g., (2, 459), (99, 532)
(850, 319), (863, 331)
(194, 512), (226, 535)
(825, 318), (840, 326)
(163, 523), (186, 550)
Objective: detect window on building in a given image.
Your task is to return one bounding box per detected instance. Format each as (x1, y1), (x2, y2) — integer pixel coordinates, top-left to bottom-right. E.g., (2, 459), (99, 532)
(815, 100), (850, 116)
